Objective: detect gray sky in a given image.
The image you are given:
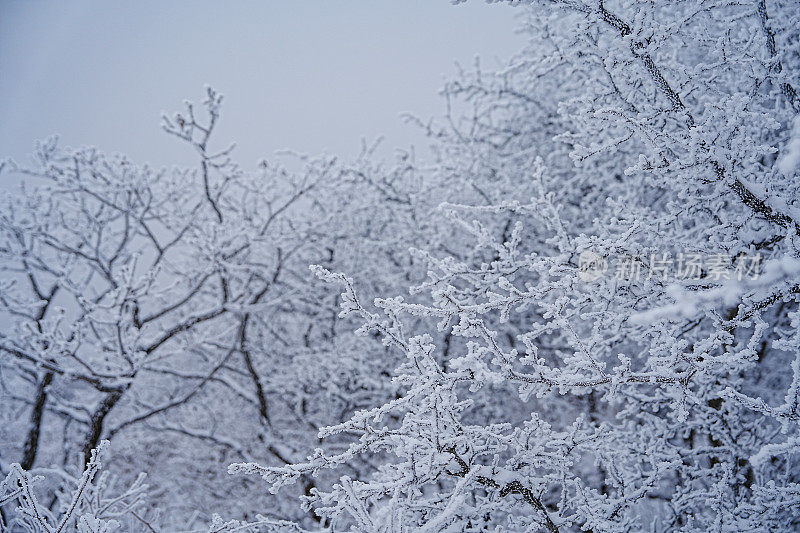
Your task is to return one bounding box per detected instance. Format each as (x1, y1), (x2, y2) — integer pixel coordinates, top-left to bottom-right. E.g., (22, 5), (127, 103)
(0, 1), (523, 170)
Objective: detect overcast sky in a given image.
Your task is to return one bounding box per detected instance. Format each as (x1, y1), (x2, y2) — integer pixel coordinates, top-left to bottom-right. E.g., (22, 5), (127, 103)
(1, 1), (523, 171)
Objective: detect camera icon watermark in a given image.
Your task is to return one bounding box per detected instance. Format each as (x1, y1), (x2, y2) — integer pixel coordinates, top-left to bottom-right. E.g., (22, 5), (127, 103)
(578, 250), (609, 282)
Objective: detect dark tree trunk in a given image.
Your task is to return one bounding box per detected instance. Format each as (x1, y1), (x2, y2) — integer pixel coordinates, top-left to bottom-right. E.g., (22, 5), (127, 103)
(81, 389), (124, 463)
(20, 371), (54, 470)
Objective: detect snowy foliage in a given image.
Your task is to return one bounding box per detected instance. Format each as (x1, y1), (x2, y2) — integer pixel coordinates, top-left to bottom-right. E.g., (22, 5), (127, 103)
(3, 0), (800, 531)
(229, 1), (800, 531)
(0, 441), (153, 532)
(0, 87), (423, 528)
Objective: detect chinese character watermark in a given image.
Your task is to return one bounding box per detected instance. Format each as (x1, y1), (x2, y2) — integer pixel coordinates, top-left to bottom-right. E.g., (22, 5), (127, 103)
(578, 251), (762, 282)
